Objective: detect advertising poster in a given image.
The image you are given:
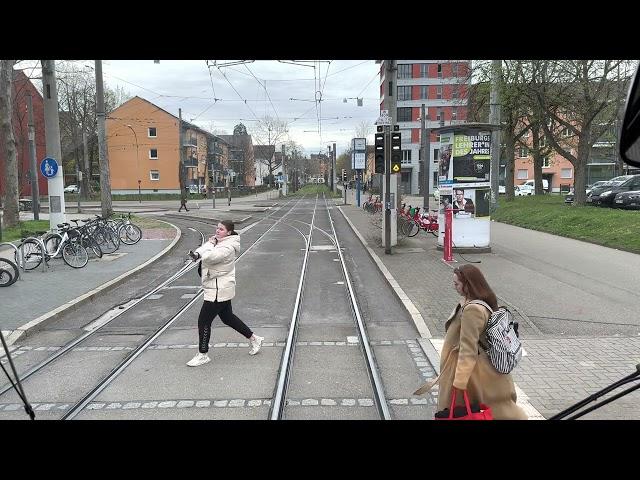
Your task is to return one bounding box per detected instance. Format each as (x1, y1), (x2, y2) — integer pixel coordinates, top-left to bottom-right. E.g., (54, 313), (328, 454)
(437, 126), (495, 249)
(452, 129), (491, 183)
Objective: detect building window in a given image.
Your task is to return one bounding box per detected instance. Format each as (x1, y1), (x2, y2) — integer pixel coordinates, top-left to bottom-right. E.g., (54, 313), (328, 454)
(420, 85), (428, 99)
(436, 85), (443, 99)
(148, 127), (157, 138)
(150, 170), (160, 181)
(539, 136), (546, 147)
(561, 168), (573, 178)
(452, 63), (459, 77)
(397, 107), (412, 122)
(518, 147), (529, 158)
(398, 86), (412, 101)
(434, 148), (440, 160)
(437, 63), (443, 78)
(517, 169), (529, 180)
(398, 64), (412, 79)
(149, 148), (158, 159)
(452, 85), (459, 99)
(388, 80), (393, 96)
(402, 150), (412, 164)
(452, 107), (458, 120)
(542, 157), (550, 168)
(562, 127), (571, 137)
(436, 108), (444, 121)
(420, 64), (428, 78)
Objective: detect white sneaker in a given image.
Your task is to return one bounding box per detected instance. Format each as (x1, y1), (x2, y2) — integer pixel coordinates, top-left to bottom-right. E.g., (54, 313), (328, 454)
(187, 352), (210, 367)
(249, 335), (264, 355)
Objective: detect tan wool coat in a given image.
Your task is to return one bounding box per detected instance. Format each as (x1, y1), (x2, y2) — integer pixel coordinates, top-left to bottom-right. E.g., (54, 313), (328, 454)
(195, 234), (241, 302)
(436, 302), (527, 420)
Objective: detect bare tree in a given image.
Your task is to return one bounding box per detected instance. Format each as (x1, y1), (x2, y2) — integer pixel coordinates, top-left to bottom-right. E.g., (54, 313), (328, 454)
(0, 60), (19, 228)
(530, 60), (635, 205)
(249, 116), (289, 184)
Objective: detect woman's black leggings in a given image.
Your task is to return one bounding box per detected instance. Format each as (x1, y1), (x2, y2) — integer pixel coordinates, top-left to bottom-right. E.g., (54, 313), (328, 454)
(198, 300), (253, 353)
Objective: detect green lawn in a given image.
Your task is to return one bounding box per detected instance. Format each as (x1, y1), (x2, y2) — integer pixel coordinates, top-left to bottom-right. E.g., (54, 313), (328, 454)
(492, 195), (640, 253)
(290, 184), (341, 197)
(0, 220), (52, 243)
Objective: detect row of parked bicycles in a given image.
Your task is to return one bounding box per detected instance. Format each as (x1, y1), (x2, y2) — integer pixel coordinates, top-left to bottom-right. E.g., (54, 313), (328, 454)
(0, 213), (142, 287)
(362, 195), (440, 239)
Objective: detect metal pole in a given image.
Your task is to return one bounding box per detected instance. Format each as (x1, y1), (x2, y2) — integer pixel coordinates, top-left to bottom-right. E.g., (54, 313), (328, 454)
(489, 59), (502, 212)
(26, 93), (40, 220)
(281, 144), (286, 196)
(76, 162), (81, 213)
(95, 60), (112, 218)
(41, 60), (66, 229)
(384, 60), (396, 255)
(421, 103), (430, 211)
(82, 131), (90, 200)
(332, 142), (337, 195)
(385, 125), (391, 254)
(179, 108), (186, 206)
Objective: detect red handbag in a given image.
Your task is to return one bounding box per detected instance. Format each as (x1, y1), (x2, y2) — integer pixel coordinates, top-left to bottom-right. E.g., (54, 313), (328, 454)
(435, 388), (494, 420)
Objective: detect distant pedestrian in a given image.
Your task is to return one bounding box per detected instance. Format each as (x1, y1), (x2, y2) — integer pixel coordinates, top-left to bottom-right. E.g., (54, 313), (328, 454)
(186, 220), (264, 367)
(179, 196), (189, 212)
(414, 264), (527, 419)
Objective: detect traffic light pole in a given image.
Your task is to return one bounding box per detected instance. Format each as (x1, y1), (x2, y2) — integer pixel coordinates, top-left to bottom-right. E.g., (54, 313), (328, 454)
(384, 125), (391, 255)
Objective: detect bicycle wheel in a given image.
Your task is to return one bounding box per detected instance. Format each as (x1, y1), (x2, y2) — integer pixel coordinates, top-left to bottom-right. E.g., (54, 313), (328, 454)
(405, 219), (420, 237)
(0, 258), (19, 286)
(82, 234), (103, 258)
(397, 217), (408, 239)
(96, 227), (118, 254)
(119, 224), (142, 245)
(16, 239), (44, 270)
(44, 233), (63, 257)
(62, 240), (89, 268)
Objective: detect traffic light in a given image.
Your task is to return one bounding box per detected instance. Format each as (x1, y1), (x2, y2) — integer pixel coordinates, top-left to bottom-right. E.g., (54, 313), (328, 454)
(375, 132), (385, 173)
(391, 132), (401, 174)
(341, 169), (347, 182)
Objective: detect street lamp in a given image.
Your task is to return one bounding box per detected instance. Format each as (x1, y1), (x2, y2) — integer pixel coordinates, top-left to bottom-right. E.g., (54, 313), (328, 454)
(126, 124), (141, 203)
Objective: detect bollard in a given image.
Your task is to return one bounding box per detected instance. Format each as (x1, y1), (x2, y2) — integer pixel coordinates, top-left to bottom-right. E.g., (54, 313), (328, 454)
(443, 206), (453, 262)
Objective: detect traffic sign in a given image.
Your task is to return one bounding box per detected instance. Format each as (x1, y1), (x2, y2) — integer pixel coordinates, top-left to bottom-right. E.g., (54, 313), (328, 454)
(40, 157), (58, 178)
(376, 110), (391, 125)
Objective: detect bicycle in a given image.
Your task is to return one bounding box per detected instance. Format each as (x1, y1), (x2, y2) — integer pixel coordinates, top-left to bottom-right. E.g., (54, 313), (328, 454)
(108, 212), (142, 245)
(0, 258), (19, 286)
(402, 207), (439, 237)
(17, 223), (89, 269)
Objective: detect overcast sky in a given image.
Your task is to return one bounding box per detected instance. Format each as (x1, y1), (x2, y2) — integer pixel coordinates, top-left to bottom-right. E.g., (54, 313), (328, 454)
(100, 60), (381, 157)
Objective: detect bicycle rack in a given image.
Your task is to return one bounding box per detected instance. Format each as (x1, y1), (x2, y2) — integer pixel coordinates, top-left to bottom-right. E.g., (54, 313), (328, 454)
(0, 241), (24, 280)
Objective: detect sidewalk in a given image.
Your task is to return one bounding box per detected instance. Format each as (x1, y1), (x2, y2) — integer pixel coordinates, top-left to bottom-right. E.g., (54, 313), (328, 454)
(0, 219), (181, 346)
(336, 190), (640, 420)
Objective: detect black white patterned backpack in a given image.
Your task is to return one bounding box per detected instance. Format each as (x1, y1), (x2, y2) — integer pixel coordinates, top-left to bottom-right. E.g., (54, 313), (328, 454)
(468, 300), (522, 374)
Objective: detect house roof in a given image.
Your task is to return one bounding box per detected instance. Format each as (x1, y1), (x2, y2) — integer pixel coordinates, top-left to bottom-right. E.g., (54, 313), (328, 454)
(110, 96), (230, 145)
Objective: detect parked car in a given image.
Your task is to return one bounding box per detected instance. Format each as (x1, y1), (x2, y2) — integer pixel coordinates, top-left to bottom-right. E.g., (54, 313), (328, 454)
(586, 180), (609, 196)
(518, 179), (549, 194)
(564, 188), (575, 203)
(613, 190), (640, 209)
(514, 185), (532, 196)
(64, 184), (79, 193)
(588, 175), (640, 207)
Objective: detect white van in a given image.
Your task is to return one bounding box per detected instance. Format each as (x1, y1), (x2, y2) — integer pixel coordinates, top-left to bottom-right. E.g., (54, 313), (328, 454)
(520, 179), (549, 193)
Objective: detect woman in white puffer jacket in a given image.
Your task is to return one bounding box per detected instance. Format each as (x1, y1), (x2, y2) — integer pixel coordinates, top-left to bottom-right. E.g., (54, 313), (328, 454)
(186, 220), (264, 367)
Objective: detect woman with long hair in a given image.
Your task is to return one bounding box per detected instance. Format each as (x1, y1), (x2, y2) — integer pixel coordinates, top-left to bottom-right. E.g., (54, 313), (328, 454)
(186, 220), (264, 367)
(429, 264), (527, 419)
